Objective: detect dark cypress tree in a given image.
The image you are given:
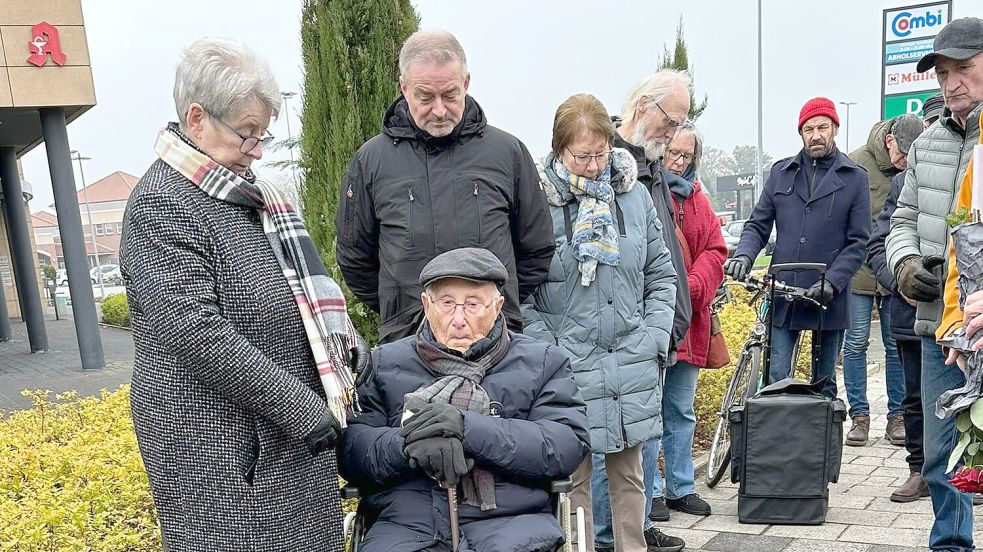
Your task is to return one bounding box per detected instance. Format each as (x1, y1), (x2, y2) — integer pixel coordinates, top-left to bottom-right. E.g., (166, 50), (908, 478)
(299, 0), (418, 344)
(659, 16), (709, 121)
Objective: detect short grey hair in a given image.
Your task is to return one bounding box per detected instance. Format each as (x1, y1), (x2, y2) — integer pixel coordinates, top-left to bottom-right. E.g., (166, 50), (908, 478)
(173, 37), (280, 130)
(399, 30), (467, 76)
(671, 123), (704, 175)
(620, 69), (693, 125)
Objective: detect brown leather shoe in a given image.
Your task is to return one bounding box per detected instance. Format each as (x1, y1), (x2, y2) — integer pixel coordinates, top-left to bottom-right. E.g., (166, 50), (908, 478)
(846, 415), (870, 446)
(885, 414), (906, 446)
(891, 472), (929, 503)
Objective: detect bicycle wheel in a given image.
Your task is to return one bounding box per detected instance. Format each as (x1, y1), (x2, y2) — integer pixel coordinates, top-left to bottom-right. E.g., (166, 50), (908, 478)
(705, 346), (761, 488)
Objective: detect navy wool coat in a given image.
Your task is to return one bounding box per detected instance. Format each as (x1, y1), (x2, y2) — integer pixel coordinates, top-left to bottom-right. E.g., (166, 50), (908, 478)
(734, 148), (871, 330)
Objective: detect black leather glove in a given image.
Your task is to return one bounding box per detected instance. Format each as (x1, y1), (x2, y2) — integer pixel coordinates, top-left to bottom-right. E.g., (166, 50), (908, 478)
(724, 255), (752, 281)
(303, 409), (341, 456)
(400, 402), (465, 444)
(351, 332), (372, 386)
(897, 255), (944, 302)
(805, 280), (836, 305)
(404, 437), (471, 486)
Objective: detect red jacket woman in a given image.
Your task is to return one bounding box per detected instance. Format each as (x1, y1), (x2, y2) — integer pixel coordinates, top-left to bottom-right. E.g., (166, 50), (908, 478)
(670, 176), (728, 367)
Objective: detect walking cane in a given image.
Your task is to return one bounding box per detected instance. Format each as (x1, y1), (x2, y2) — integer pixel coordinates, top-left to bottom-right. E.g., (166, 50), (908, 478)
(446, 484), (460, 550)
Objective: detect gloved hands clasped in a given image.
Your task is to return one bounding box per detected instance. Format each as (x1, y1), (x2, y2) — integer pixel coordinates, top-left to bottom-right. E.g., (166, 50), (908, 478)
(401, 403), (470, 485)
(805, 280), (836, 305)
(897, 255), (944, 303)
(724, 255), (752, 282)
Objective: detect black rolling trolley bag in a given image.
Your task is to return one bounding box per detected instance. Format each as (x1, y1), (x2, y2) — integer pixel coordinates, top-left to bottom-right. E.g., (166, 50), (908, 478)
(728, 262), (847, 524)
(729, 379), (846, 524)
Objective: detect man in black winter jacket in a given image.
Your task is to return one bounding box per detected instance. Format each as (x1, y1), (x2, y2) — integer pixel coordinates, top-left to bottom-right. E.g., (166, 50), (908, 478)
(336, 30), (554, 343)
(613, 69), (694, 361)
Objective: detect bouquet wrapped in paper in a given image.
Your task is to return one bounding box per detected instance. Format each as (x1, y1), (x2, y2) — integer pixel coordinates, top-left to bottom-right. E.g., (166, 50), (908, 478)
(943, 144), (983, 491)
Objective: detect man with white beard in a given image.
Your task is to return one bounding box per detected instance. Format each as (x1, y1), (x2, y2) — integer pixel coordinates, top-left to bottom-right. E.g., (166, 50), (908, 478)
(590, 70), (694, 552)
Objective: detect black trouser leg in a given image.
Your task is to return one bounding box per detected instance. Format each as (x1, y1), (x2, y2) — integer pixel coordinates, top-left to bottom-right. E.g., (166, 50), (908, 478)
(897, 338), (924, 472)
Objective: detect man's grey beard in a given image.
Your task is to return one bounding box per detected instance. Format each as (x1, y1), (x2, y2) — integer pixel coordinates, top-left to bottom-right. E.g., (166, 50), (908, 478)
(805, 140), (835, 159)
(630, 120), (667, 162)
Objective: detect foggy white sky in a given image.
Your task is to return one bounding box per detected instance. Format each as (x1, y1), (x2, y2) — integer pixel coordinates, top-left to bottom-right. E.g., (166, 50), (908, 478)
(20, 0), (983, 212)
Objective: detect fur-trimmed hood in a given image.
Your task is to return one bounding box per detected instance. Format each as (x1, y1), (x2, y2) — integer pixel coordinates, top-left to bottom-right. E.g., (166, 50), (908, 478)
(537, 147), (638, 207)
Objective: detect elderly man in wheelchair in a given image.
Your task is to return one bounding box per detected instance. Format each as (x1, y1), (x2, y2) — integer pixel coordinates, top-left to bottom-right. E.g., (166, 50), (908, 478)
(340, 248), (590, 552)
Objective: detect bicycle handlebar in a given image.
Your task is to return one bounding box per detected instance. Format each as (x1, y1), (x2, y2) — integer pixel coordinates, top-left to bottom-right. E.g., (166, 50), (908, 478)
(725, 274), (825, 309)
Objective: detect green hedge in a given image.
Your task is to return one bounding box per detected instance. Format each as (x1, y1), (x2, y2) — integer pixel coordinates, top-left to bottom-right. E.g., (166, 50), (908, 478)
(101, 293), (130, 328)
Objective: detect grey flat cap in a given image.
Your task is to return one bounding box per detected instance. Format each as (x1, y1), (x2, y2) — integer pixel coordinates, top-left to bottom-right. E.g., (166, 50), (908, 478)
(922, 94), (944, 121)
(917, 17), (983, 73)
(419, 248), (509, 288)
(890, 113), (924, 154)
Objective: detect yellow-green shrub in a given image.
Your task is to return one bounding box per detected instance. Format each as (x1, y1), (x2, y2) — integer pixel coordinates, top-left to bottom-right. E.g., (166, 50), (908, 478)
(101, 293), (130, 328)
(0, 387), (160, 551)
(693, 282), (815, 448)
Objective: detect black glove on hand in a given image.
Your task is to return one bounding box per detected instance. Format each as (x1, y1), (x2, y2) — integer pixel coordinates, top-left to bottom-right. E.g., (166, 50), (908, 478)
(303, 409), (341, 457)
(400, 402), (465, 444)
(351, 332), (373, 386)
(805, 280), (836, 305)
(897, 255), (944, 302)
(404, 436), (471, 486)
(724, 255), (752, 281)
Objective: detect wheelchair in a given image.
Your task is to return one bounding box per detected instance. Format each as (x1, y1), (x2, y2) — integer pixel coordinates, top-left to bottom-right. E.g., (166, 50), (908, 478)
(342, 478), (585, 552)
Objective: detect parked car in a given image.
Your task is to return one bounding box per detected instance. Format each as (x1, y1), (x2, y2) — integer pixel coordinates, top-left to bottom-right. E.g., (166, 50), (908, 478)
(56, 267), (97, 285)
(90, 264), (119, 284)
(721, 228), (740, 258)
(724, 219), (776, 255)
(102, 266), (124, 286)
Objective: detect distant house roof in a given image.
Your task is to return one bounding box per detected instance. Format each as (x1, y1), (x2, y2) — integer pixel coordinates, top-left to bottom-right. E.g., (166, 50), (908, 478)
(31, 211), (59, 228)
(47, 171), (139, 208)
(77, 171), (138, 203)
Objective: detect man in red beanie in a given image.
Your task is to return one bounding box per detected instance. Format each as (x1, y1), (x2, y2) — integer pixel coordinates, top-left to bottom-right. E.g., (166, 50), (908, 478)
(725, 97), (871, 398)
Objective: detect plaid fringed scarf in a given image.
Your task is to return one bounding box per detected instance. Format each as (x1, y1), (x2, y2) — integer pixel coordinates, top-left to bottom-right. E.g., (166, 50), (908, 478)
(155, 123), (359, 426)
(550, 157), (620, 286)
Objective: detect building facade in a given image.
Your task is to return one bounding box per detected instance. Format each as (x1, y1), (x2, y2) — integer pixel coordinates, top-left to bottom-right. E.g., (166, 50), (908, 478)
(0, 0), (103, 366)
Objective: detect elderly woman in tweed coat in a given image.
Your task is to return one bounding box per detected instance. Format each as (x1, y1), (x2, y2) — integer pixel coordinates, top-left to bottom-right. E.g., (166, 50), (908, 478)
(120, 38), (364, 551)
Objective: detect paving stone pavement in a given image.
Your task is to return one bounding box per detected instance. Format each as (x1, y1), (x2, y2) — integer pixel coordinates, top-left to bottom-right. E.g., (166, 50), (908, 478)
(672, 320), (983, 551)
(3, 315), (983, 550)
(0, 315), (134, 412)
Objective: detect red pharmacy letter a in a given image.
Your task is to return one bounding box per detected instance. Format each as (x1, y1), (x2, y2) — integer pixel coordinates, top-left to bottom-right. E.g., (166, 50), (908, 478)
(27, 22), (67, 67)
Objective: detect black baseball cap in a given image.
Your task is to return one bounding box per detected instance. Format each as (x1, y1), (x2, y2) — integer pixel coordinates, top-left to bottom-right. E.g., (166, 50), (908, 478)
(917, 17), (983, 73)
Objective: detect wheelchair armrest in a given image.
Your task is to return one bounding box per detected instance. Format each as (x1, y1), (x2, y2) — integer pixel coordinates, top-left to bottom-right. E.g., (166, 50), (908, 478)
(341, 486), (362, 500)
(549, 477), (573, 493)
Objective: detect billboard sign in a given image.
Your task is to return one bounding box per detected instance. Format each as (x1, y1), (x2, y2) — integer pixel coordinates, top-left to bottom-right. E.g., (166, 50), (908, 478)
(881, 1), (950, 119)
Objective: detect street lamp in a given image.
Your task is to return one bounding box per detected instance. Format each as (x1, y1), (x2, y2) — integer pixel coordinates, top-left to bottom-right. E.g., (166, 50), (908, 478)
(839, 101), (857, 153)
(69, 150), (104, 300)
(281, 91), (298, 187)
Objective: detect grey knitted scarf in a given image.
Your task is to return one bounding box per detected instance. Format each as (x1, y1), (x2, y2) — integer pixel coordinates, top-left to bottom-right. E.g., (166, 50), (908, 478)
(404, 318), (510, 510)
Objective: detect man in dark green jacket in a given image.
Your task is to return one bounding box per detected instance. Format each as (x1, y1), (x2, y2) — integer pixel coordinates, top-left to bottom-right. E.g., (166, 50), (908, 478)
(842, 114), (922, 446)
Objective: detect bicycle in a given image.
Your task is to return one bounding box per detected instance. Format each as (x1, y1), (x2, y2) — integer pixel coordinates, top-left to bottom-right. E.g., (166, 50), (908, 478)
(704, 262), (828, 488)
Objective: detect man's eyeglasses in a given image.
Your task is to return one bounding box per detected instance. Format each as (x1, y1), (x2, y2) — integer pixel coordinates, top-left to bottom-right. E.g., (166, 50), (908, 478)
(566, 148), (612, 166)
(666, 148), (695, 163)
(427, 293), (497, 316)
(655, 102), (685, 130)
(206, 110), (274, 154)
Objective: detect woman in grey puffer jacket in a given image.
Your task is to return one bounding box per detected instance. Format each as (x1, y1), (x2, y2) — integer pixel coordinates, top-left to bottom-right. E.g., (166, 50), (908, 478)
(524, 94), (677, 552)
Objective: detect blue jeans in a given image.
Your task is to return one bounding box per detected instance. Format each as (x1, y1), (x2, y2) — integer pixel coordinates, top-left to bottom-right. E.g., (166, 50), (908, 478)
(842, 293), (905, 418)
(593, 362), (701, 542)
(646, 363), (700, 499)
(768, 326), (843, 399)
(921, 337), (973, 551)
